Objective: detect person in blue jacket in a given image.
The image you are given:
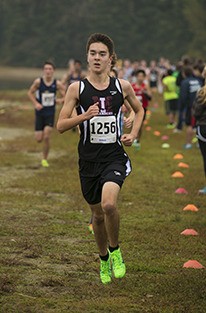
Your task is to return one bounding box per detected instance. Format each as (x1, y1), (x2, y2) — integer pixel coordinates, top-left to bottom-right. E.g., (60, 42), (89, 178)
(179, 66), (203, 149)
(193, 85), (206, 194)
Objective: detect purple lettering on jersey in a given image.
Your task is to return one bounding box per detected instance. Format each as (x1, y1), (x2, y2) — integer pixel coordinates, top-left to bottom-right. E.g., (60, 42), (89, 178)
(92, 96), (113, 114)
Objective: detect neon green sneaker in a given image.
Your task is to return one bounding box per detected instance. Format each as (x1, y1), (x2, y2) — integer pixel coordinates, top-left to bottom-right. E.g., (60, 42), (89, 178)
(100, 256), (112, 284)
(166, 123), (175, 129)
(41, 159), (49, 167)
(88, 223), (94, 235)
(110, 248), (126, 279)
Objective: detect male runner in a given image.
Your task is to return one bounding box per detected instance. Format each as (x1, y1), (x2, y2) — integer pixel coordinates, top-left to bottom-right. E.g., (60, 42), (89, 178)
(132, 69), (152, 149)
(57, 33), (144, 284)
(28, 61), (65, 167)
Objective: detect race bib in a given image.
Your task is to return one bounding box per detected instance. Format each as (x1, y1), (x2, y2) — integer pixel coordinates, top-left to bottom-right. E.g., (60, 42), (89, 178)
(90, 116), (117, 144)
(42, 93), (55, 107)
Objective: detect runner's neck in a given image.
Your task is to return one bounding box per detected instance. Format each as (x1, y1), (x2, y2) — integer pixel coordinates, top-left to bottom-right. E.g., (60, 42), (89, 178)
(43, 76), (54, 86)
(86, 73), (110, 90)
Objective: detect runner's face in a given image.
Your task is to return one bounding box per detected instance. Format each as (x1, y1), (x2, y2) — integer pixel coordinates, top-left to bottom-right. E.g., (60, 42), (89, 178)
(87, 42), (111, 74)
(43, 65), (54, 79)
(137, 73), (145, 84)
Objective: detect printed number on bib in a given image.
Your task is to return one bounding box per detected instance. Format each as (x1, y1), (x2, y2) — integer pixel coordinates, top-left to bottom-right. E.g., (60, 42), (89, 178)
(42, 93), (55, 107)
(90, 116), (117, 144)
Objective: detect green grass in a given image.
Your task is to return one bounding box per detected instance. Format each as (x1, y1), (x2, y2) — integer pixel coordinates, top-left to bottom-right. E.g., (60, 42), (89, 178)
(0, 92), (206, 313)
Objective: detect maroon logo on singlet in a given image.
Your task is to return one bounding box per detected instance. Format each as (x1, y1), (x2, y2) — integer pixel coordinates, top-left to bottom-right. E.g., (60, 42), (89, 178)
(92, 96), (113, 115)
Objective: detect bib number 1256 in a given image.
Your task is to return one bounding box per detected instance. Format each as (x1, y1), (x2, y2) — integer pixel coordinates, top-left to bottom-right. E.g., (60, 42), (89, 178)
(90, 116), (117, 144)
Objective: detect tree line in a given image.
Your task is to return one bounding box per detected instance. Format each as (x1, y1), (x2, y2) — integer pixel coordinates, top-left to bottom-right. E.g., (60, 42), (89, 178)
(0, 0), (205, 68)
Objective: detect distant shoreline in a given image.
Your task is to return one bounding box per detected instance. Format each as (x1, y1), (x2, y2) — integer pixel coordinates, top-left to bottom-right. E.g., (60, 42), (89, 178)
(0, 66), (66, 81)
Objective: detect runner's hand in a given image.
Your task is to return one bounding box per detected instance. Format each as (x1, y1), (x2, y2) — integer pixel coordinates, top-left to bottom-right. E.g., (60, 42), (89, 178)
(85, 102), (99, 119)
(121, 134), (135, 146)
(35, 102), (43, 111)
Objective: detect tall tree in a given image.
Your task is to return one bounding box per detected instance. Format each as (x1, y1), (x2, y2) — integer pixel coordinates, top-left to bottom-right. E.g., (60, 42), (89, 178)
(183, 0), (206, 59)
(0, 0), (205, 67)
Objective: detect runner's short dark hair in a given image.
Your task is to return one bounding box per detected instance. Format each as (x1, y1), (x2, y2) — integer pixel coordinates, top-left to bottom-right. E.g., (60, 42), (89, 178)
(86, 33), (115, 56)
(44, 60), (56, 69)
(135, 69), (146, 76)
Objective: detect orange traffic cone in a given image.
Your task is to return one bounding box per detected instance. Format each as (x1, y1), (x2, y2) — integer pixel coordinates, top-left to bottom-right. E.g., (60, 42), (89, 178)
(183, 260), (204, 269)
(181, 229), (198, 236)
(175, 188), (188, 194)
(173, 154), (184, 160)
(153, 130), (161, 136)
(183, 204), (199, 212)
(178, 162), (189, 168)
(171, 171), (184, 178)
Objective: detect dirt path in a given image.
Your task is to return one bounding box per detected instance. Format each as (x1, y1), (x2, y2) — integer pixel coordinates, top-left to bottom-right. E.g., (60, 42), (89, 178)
(0, 126), (32, 141)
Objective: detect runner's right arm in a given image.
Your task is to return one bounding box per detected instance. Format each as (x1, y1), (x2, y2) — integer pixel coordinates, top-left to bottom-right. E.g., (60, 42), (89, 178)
(27, 78), (43, 111)
(57, 82), (99, 133)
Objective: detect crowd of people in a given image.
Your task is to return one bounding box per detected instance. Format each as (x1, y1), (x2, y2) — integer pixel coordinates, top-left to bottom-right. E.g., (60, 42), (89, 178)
(27, 33), (206, 285)
(27, 50), (206, 189)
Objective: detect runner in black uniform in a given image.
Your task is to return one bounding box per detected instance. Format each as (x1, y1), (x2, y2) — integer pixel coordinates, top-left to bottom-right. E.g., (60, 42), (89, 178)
(57, 33), (144, 284)
(28, 61), (65, 167)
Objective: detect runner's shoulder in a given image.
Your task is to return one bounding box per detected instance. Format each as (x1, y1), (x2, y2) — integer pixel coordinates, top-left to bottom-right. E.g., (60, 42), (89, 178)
(29, 77), (41, 90)
(118, 78), (133, 94)
(66, 81), (80, 99)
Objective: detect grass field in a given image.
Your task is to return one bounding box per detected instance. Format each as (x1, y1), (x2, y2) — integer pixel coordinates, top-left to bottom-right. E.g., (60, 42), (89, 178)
(0, 89), (206, 313)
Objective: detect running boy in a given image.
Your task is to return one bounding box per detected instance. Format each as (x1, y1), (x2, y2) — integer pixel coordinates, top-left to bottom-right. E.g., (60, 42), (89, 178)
(28, 61), (65, 167)
(57, 33), (144, 284)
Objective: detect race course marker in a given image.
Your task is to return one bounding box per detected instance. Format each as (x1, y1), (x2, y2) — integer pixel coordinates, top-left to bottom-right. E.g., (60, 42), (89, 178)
(173, 154), (184, 160)
(181, 229), (198, 236)
(178, 162), (189, 168)
(175, 188), (188, 194)
(171, 171), (184, 178)
(183, 260), (204, 269)
(183, 204), (199, 212)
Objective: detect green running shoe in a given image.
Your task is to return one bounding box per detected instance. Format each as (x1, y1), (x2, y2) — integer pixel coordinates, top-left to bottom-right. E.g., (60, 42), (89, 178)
(41, 159), (49, 167)
(166, 123), (175, 129)
(110, 248), (126, 279)
(100, 256), (112, 284)
(88, 223), (94, 235)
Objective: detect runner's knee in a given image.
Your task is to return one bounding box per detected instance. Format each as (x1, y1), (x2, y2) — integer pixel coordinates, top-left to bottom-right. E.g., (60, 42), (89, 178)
(101, 201), (116, 216)
(35, 134), (43, 142)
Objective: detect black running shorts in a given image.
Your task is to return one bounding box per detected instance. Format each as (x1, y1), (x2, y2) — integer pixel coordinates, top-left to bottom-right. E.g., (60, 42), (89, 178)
(165, 99), (178, 114)
(35, 114), (55, 131)
(79, 158), (132, 205)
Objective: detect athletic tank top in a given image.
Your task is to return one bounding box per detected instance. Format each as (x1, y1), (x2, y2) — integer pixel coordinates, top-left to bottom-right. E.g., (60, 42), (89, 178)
(77, 77), (128, 162)
(35, 78), (57, 115)
(150, 69), (158, 82)
(132, 82), (149, 109)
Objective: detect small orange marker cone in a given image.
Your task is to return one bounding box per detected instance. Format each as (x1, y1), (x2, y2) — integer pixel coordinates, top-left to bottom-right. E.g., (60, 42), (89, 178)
(153, 131), (161, 136)
(181, 229), (198, 236)
(171, 171), (184, 178)
(183, 204), (199, 212)
(175, 188), (188, 194)
(183, 260), (204, 269)
(145, 126), (151, 131)
(173, 154), (184, 160)
(178, 162), (189, 168)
